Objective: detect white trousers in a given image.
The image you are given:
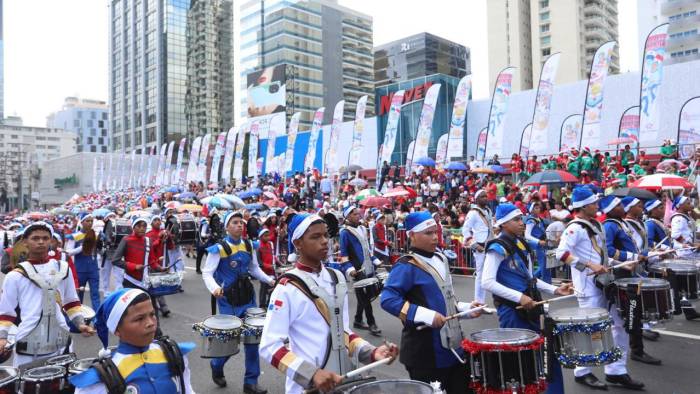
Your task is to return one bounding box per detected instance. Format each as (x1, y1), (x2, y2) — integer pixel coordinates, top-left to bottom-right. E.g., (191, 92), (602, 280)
(473, 250), (486, 303)
(574, 294), (629, 377)
(99, 255), (124, 293)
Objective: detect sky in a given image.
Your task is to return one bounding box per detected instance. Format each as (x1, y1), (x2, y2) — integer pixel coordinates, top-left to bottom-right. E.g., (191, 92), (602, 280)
(5, 0), (639, 128)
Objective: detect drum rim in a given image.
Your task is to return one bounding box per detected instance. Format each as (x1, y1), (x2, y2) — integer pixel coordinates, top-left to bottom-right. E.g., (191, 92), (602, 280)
(243, 316), (266, 327)
(348, 378), (434, 390)
(47, 354), (77, 365)
(549, 307), (609, 322)
(245, 307), (266, 314)
(649, 263), (698, 273)
(69, 358), (97, 373)
(23, 365), (66, 380)
(202, 314), (243, 330)
(470, 328), (540, 345)
(614, 277), (670, 288)
(354, 278), (379, 286)
(0, 366), (18, 383)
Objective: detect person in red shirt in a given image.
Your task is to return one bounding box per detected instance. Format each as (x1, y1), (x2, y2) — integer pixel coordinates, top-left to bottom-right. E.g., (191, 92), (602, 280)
(526, 155), (540, 175)
(256, 228), (276, 307)
(372, 213), (390, 264)
(263, 214), (278, 252)
(486, 180), (498, 212)
(145, 215), (172, 317)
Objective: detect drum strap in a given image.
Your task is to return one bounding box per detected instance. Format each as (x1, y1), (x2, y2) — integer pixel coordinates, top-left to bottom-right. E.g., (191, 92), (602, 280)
(671, 213), (696, 243)
(567, 219), (608, 266)
(92, 357), (126, 394)
(157, 336), (186, 394)
(343, 226), (374, 276)
(624, 219), (648, 252)
(471, 205), (494, 241)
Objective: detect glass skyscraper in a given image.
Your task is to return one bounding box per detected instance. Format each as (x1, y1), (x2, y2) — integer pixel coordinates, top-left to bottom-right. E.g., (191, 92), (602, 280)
(109, 0), (234, 153)
(239, 0), (374, 128)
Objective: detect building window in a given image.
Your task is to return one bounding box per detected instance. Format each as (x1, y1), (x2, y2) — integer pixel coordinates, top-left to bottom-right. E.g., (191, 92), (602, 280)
(91, 146), (97, 152)
(540, 24), (550, 33)
(540, 11), (549, 21)
(541, 36), (551, 45)
(101, 146), (107, 153)
(540, 0), (549, 8)
(542, 48), (551, 56)
(77, 111), (83, 119)
(74, 119), (81, 128)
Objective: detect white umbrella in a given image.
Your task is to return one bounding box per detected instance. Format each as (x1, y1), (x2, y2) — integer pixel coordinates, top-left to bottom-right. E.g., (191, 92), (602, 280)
(215, 193), (246, 209)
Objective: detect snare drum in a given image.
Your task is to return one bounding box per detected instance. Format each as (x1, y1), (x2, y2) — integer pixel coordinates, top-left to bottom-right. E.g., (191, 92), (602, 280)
(548, 307), (622, 368)
(375, 268), (389, 285)
(0, 367), (19, 394)
(193, 315), (242, 358)
(353, 278), (382, 302)
(245, 307), (266, 319)
(463, 328), (547, 393)
(68, 358), (96, 376)
(80, 305), (96, 325)
(546, 250), (562, 268)
(614, 278), (673, 322)
(113, 219), (132, 248)
(21, 365), (67, 394)
(242, 316), (266, 345)
(344, 379), (435, 393)
(47, 354), (78, 393)
(147, 271), (183, 296)
(649, 261), (699, 300)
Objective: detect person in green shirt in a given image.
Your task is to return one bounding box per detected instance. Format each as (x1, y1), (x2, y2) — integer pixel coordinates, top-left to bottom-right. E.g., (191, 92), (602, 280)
(567, 156), (581, 177)
(632, 163), (647, 176)
(660, 140), (677, 161)
(580, 151), (594, 172)
(620, 145), (635, 170)
(496, 177), (506, 198)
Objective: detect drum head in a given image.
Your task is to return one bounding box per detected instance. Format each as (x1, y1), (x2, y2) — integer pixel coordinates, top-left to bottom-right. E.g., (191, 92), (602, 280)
(244, 316), (266, 328)
(203, 315), (242, 330)
(443, 250), (457, 259)
(549, 307), (609, 323)
(354, 278), (379, 288)
(615, 277), (670, 289)
(47, 354), (77, 366)
(69, 358), (97, 374)
(23, 366), (65, 381)
(80, 305), (96, 320)
(347, 379), (435, 394)
(245, 307), (266, 316)
(470, 328), (540, 345)
(650, 261), (698, 274)
(0, 366), (18, 384)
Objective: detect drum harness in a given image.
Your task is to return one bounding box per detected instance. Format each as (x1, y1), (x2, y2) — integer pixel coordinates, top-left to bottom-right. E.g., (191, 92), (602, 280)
(13, 260), (71, 357)
(469, 205), (494, 250)
(281, 267), (352, 375)
(90, 335), (186, 394)
(342, 225), (375, 279)
(212, 240), (255, 313)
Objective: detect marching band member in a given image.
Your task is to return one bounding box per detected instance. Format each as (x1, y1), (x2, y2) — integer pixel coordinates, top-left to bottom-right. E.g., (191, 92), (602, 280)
(70, 288), (196, 393)
(0, 222), (95, 367)
(99, 212), (122, 295)
(482, 203), (570, 393)
(524, 200), (551, 283)
(461, 190), (494, 303)
(256, 228), (276, 307)
(556, 188), (644, 390)
(163, 208), (185, 274)
(381, 211), (482, 393)
(337, 206), (382, 336)
(66, 212), (102, 310)
(670, 195), (699, 254)
(260, 213), (398, 394)
(372, 212), (390, 265)
(145, 215), (172, 318)
(202, 211), (274, 393)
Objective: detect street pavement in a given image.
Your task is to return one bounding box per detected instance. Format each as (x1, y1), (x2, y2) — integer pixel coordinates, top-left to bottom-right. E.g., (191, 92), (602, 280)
(4, 255), (700, 393)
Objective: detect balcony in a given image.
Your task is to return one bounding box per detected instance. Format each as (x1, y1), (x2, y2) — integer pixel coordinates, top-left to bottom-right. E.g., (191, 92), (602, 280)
(671, 13), (700, 30)
(661, 0), (700, 14)
(667, 33), (700, 48)
(666, 51), (700, 64)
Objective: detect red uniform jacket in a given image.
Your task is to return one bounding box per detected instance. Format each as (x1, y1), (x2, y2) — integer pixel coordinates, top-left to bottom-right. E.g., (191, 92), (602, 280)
(145, 227), (174, 266)
(258, 240), (275, 276)
(120, 233), (160, 281)
(373, 223), (389, 255)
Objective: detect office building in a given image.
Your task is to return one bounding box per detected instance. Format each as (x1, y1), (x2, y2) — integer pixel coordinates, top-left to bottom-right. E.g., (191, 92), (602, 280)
(239, 0), (374, 127)
(0, 0), (4, 122)
(47, 97), (109, 153)
(487, 0), (620, 91)
(374, 32), (470, 86)
(638, 0), (700, 64)
(109, 0), (234, 153)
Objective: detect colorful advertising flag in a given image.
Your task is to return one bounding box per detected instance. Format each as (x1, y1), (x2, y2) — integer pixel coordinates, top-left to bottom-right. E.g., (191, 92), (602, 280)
(405, 140), (415, 174)
(560, 114), (583, 152)
(155, 143), (167, 185)
(138, 150), (146, 188)
(209, 133), (226, 184)
(348, 95), (368, 167)
(376, 90), (405, 180)
(92, 156), (98, 192)
(580, 41), (616, 149)
(678, 96), (700, 159)
(265, 113), (285, 175)
(529, 53), (560, 154)
(446, 76), (471, 162)
(325, 101), (345, 174)
(407, 83), (442, 174)
(98, 155), (105, 191)
(128, 150), (136, 188)
(616, 106), (640, 151)
(119, 152), (128, 190)
(248, 123), (259, 178)
(233, 122), (249, 180)
(304, 107), (325, 171)
(221, 128), (237, 182)
(520, 124), (533, 157)
(174, 138), (186, 185)
(285, 112), (301, 174)
(165, 141), (175, 185)
(435, 134), (449, 167)
(476, 127), (487, 160)
(106, 153), (113, 191)
(484, 67), (515, 160)
(197, 134), (211, 183)
(186, 136), (202, 183)
(639, 23), (669, 144)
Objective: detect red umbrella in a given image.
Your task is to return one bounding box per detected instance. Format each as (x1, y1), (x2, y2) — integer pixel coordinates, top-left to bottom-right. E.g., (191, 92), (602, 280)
(359, 196), (390, 208)
(524, 170), (578, 186)
(26, 212), (50, 220)
(629, 174), (694, 191)
(384, 186), (418, 199)
(263, 199), (286, 208)
(263, 191), (277, 200)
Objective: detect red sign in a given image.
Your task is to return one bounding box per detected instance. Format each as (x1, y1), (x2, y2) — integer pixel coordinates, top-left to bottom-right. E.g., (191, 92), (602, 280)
(378, 81), (435, 116)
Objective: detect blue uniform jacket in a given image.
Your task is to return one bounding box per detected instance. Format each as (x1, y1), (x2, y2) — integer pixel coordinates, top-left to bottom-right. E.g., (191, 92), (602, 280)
(604, 219), (645, 261)
(67, 231), (99, 272)
(645, 219), (671, 249)
(337, 227), (379, 275)
(206, 235), (256, 316)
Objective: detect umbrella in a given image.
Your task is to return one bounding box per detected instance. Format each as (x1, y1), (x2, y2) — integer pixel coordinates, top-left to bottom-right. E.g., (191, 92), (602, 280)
(339, 164), (363, 173)
(414, 157), (436, 167)
(26, 212), (49, 220)
(200, 196), (233, 209)
(470, 167), (496, 174)
(263, 191), (277, 200)
(384, 186), (418, 199)
(263, 199), (286, 208)
(248, 187), (263, 195)
(490, 165), (509, 174)
(355, 188), (381, 201)
(349, 178), (368, 187)
(92, 208), (113, 218)
(611, 187), (658, 200)
(524, 170), (579, 186)
(607, 137), (637, 146)
(123, 210), (151, 218)
(656, 159), (684, 171)
(164, 201), (181, 210)
(359, 196), (391, 208)
(163, 186), (180, 193)
(215, 194), (246, 209)
(629, 174), (694, 191)
(237, 190), (258, 199)
(245, 203), (265, 211)
(445, 162), (467, 171)
(50, 207), (71, 216)
(176, 192), (196, 200)
(177, 203), (203, 213)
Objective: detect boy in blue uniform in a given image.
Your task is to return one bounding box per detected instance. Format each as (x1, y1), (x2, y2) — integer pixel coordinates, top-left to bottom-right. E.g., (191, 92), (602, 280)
(482, 203), (572, 394)
(202, 211), (275, 393)
(70, 288), (195, 393)
(525, 201), (551, 283)
(66, 213), (102, 310)
(380, 211), (483, 393)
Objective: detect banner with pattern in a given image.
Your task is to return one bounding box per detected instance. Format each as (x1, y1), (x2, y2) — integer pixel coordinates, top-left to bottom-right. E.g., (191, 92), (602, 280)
(407, 83), (442, 174)
(484, 68), (515, 159)
(377, 90), (405, 179)
(446, 76), (471, 162)
(285, 112), (301, 174)
(233, 122), (249, 180)
(560, 114), (583, 152)
(186, 136), (202, 183)
(304, 107), (325, 171)
(221, 128), (237, 182)
(639, 24), (669, 143)
(580, 41), (616, 149)
(325, 101), (345, 174)
(530, 53), (560, 154)
(348, 95), (368, 167)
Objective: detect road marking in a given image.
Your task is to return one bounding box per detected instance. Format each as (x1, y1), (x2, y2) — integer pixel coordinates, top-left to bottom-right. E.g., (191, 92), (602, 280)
(654, 328), (700, 341)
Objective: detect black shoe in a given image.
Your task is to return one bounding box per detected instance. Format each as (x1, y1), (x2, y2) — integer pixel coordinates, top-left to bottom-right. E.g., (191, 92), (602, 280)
(196, 269), (202, 275)
(353, 321), (369, 330)
(212, 371), (227, 388)
(683, 307), (700, 320)
(631, 351), (662, 365)
(369, 324), (382, 336)
(575, 373), (608, 390)
(605, 374), (645, 390)
(642, 329), (660, 341)
(161, 309), (171, 318)
(243, 383), (268, 394)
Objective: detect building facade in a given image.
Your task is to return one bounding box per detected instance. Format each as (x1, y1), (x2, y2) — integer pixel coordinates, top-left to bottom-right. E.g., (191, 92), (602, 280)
(0, 123), (76, 211)
(638, 0), (700, 64)
(0, 0), (4, 122)
(239, 0), (374, 128)
(488, 0), (620, 91)
(374, 32), (470, 87)
(47, 97), (109, 153)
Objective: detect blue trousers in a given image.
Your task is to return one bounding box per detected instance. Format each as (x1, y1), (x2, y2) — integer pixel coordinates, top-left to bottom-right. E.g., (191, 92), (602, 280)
(533, 247), (552, 284)
(497, 305), (564, 394)
(77, 269), (101, 311)
(210, 298), (260, 385)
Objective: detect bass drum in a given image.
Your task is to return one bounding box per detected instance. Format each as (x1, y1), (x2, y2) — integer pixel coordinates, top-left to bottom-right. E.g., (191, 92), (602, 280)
(175, 214), (197, 245)
(113, 219), (132, 248)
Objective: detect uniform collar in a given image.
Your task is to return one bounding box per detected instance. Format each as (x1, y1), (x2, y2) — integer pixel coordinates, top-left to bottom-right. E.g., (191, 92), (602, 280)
(409, 247), (434, 259)
(295, 261), (322, 273)
(117, 341), (151, 355)
(225, 235), (242, 244)
(27, 257), (50, 265)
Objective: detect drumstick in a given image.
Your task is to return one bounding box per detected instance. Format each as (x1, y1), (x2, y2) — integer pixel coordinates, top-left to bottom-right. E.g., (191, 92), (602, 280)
(585, 249), (682, 276)
(416, 305), (487, 331)
(302, 358), (393, 394)
(515, 294), (577, 309)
